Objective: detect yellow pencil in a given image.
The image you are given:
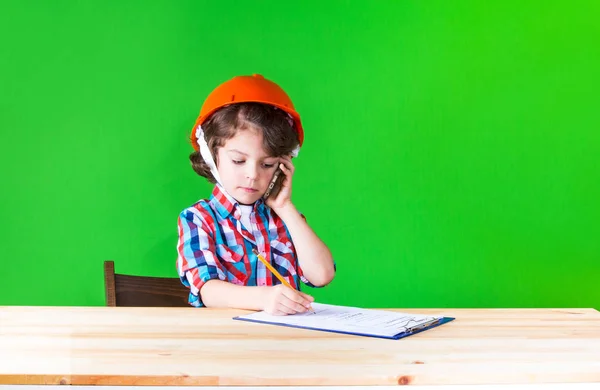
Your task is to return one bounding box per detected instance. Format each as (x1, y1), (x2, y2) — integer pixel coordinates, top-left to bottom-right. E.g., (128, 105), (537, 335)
(252, 248), (315, 314)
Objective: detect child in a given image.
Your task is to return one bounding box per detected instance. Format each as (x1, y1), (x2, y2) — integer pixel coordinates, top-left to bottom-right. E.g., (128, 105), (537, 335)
(177, 74), (335, 315)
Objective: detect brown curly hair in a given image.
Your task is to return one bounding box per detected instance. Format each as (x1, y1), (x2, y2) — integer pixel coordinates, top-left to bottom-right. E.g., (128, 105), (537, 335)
(190, 103), (300, 183)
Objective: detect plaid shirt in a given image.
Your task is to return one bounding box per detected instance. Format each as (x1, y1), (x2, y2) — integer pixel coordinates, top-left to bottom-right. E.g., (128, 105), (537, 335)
(177, 184), (313, 307)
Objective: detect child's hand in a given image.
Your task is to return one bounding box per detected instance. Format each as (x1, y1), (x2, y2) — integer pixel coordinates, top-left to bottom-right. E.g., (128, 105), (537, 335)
(266, 155), (295, 212)
(263, 284), (314, 316)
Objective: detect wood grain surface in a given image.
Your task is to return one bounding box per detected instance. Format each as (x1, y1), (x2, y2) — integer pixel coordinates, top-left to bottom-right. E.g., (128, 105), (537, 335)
(1, 306), (598, 386)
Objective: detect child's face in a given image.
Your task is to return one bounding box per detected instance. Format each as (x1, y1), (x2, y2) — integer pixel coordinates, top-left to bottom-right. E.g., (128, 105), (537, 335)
(216, 128), (280, 205)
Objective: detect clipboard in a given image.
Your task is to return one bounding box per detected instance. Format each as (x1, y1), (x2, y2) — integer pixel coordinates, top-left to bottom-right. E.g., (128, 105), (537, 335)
(233, 303), (455, 340)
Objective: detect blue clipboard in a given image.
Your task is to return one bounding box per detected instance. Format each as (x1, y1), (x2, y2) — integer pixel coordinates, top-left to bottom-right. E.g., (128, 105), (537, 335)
(233, 315), (455, 340)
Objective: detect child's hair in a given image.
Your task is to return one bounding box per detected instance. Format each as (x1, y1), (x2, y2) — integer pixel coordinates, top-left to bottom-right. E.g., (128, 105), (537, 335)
(190, 102), (299, 183)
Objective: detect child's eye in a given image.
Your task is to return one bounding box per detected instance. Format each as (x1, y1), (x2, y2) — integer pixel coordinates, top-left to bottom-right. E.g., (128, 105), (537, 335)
(263, 163), (275, 169)
(232, 160), (244, 165)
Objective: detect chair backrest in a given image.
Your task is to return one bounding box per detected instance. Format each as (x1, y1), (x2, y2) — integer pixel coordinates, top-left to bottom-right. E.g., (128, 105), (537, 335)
(104, 260), (190, 307)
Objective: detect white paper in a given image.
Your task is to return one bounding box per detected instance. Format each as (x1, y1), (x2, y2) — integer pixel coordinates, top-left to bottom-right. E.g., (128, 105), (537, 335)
(235, 303), (443, 338)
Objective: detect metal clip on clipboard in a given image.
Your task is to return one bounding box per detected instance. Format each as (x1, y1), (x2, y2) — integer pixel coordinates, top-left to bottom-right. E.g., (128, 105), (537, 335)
(406, 317), (443, 333)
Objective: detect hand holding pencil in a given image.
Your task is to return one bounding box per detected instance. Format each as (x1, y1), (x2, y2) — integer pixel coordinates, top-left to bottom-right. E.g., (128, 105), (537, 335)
(252, 248), (315, 316)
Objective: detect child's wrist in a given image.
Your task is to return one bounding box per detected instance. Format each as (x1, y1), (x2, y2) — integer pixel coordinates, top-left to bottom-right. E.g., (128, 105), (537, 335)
(257, 286), (272, 311)
(272, 202), (297, 220)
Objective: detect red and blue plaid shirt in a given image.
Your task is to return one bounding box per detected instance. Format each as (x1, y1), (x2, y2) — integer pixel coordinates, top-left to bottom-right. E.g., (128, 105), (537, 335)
(177, 184), (313, 307)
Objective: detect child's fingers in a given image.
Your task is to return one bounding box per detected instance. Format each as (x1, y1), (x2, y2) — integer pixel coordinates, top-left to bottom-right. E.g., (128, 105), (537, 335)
(277, 303), (298, 315)
(299, 292), (315, 302)
(282, 287), (308, 303)
(279, 162), (291, 174)
(278, 292), (307, 313)
(279, 158), (295, 174)
(278, 164), (294, 188)
(280, 298), (308, 314)
(282, 288), (311, 310)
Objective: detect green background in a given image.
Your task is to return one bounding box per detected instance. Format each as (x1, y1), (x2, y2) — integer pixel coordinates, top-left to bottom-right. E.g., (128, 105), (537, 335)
(1, 1), (598, 309)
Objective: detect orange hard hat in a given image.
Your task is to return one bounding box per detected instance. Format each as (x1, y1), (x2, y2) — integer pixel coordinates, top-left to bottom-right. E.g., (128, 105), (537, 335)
(190, 74), (304, 151)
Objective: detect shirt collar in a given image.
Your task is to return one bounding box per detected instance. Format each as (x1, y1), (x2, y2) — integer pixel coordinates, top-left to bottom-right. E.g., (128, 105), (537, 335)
(209, 184), (267, 219)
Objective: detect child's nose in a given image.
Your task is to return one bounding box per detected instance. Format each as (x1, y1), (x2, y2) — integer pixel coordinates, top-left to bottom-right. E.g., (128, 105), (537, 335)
(245, 164), (259, 180)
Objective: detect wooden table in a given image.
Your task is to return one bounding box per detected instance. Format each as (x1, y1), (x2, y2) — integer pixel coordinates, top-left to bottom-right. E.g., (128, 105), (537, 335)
(1, 306), (599, 387)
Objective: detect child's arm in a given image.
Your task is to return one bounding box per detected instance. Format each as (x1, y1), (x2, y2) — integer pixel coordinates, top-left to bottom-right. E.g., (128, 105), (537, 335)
(267, 157), (336, 287)
(200, 281), (314, 315)
(274, 203), (335, 287)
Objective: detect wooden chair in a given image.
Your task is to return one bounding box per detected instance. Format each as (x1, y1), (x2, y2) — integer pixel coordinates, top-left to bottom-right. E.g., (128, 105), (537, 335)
(104, 260), (190, 307)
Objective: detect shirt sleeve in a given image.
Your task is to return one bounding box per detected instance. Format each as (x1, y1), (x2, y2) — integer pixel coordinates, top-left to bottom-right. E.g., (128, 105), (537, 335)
(176, 208), (227, 307)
